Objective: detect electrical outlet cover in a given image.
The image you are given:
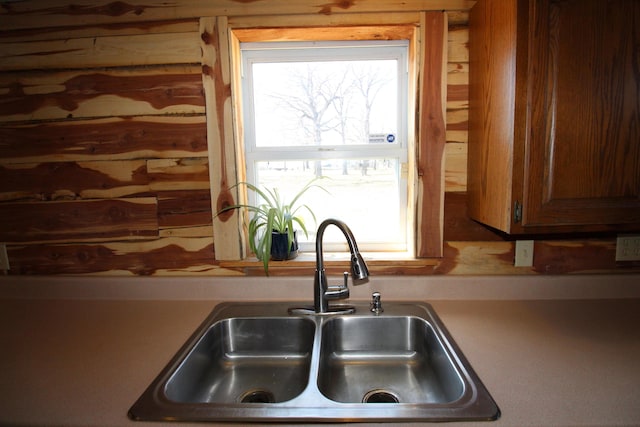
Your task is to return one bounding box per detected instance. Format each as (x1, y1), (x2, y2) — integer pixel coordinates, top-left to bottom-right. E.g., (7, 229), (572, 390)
(616, 235), (640, 261)
(0, 244), (9, 270)
(514, 240), (534, 267)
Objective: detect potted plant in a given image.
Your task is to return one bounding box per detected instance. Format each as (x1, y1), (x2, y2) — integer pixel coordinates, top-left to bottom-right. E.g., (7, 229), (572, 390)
(217, 177), (327, 275)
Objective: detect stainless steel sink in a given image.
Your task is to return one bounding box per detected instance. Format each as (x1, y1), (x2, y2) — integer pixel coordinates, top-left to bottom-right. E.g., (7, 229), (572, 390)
(318, 316), (464, 404)
(129, 302), (500, 423)
(164, 317), (315, 404)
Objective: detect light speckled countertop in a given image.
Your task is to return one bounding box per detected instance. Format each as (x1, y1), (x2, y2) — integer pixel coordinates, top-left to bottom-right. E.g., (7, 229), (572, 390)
(1, 275), (640, 427)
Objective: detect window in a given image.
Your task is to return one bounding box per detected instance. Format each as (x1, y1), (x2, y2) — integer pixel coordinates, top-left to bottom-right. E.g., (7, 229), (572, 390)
(206, 16), (447, 262)
(241, 41), (410, 252)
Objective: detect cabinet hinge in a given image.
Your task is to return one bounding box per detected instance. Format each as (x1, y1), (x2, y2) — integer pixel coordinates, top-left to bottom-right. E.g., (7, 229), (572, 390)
(514, 201), (522, 224)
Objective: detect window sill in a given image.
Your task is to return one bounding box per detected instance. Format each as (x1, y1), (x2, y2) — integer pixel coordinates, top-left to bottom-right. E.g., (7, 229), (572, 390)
(218, 252), (439, 276)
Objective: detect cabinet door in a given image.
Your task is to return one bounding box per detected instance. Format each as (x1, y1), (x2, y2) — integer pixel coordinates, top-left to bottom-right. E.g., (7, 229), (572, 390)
(522, 0), (640, 228)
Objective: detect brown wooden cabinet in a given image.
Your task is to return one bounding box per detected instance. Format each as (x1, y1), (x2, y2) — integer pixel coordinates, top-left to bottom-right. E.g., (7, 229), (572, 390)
(467, 0), (640, 234)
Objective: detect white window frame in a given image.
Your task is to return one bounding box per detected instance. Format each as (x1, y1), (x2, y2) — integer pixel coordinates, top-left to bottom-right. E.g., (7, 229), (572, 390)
(240, 40), (410, 252)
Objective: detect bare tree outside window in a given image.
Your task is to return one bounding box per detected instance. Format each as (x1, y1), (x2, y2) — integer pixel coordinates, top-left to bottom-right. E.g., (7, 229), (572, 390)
(253, 61), (397, 148)
(268, 65), (353, 176)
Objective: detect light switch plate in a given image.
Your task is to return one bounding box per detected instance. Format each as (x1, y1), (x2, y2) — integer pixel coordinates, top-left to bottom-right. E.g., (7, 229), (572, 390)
(0, 244), (9, 270)
(514, 240), (534, 267)
(616, 235), (640, 261)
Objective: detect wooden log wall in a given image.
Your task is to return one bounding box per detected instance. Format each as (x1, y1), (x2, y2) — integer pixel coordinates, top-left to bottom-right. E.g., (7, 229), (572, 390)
(1, 2), (637, 276)
(0, 19), (218, 275)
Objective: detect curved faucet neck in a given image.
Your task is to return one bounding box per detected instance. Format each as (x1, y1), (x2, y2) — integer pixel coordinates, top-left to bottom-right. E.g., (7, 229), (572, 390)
(314, 219), (369, 313)
(315, 219), (358, 272)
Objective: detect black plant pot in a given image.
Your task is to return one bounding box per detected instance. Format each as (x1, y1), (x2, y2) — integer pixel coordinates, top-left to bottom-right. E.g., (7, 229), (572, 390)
(270, 230), (299, 261)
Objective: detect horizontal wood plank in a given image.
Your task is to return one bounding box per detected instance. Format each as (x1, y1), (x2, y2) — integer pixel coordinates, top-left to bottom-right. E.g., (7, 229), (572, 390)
(0, 158), (209, 202)
(448, 27), (469, 63)
(434, 241), (516, 274)
(0, 19), (198, 43)
(0, 66), (204, 122)
(233, 25), (416, 42)
(147, 158), (210, 192)
(435, 239), (623, 274)
(0, 198), (159, 243)
(219, 256), (439, 277)
(444, 143), (467, 192)
(5, 237), (216, 275)
(228, 12), (421, 28)
(0, 160), (146, 201)
(446, 109), (468, 131)
(147, 158), (208, 177)
(447, 82), (469, 105)
(0, 31), (201, 71)
(0, 116), (207, 164)
(446, 129), (468, 144)
(447, 62), (469, 85)
(2, 234), (634, 276)
(0, 1), (477, 31)
(532, 240), (624, 274)
(157, 189), (212, 228)
(159, 225), (213, 238)
(447, 11), (470, 26)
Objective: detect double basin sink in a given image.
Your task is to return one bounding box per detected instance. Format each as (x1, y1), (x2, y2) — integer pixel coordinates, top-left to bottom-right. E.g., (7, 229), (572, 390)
(129, 301), (500, 423)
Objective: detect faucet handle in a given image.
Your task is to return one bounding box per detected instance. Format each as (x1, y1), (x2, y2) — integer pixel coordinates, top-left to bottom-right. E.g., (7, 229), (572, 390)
(324, 272), (350, 300)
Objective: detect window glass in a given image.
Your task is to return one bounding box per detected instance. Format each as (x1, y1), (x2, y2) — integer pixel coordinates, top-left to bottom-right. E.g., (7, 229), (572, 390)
(242, 41), (409, 251)
(252, 60), (398, 148)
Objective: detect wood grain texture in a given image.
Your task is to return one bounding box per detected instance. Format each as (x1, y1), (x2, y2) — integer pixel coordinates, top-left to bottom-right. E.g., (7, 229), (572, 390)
(447, 26), (469, 63)
(0, 31), (201, 71)
(0, 67), (204, 122)
(444, 192), (503, 241)
(416, 11), (448, 258)
(232, 25), (417, 42)
(467, 0), (517, 231)
(6, 237), (216, 275)
(228, 12), (421, 29)
(156, 189), (212, 229)
(147, 158), (210, 191)
(0, 0), (477, 31)
(445, 48), (469, 147)
(1, 2), (637, 276)
(0, 198), (158, 243)
(0, 117), (207, 164)
(445, 143), (467, 192)
(201, 16), (244, 261)
(0, 19), (198, 43)
(0, 7), (213, 275)
(0, 160), (147, 201)
(544, 0), (640, 200)
(523, 0), (640, 227)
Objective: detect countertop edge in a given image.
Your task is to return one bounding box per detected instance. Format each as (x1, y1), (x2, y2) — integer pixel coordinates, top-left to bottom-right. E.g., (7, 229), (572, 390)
(1, 274), (639, 301)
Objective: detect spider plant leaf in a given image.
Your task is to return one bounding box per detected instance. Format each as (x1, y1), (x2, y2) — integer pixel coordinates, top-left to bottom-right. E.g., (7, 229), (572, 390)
(218, 177), (329, 275)
(262, 208), (279, 274)
(292, 216), (309, 238)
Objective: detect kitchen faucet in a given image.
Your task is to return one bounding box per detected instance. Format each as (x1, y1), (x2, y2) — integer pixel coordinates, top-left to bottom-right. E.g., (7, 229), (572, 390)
(314, 219), (369, 314)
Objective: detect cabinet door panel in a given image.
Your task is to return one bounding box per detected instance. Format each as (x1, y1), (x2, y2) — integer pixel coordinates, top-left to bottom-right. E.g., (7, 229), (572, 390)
(524, 0), (640, 226)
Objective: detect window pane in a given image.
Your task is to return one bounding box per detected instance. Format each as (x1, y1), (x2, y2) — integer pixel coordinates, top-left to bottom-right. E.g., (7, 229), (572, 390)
(255, 159), (405, 248)
(242, 41), (409, 252)
(252, 61), (399, 148)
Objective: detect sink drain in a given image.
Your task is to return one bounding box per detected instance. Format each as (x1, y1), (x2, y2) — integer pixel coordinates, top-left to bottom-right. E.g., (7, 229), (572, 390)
(239, 389), (276, 403)
(362, 389), (400, 403)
